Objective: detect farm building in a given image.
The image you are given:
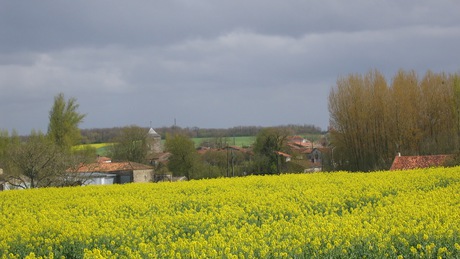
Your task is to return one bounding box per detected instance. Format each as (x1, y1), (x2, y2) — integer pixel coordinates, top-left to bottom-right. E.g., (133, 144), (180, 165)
(390, 154), (451, 170)
(0, 157), (156, 189)
(76, 160), (154, 185)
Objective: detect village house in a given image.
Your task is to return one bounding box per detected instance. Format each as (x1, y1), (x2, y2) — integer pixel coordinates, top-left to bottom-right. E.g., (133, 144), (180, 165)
(283, 135), (328, 172)
(287, 136), (313, 159)
(287, 135), (313, 148)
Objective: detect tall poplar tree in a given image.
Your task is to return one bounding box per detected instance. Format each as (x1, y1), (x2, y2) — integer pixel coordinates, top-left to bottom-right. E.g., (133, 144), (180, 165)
(47, 93), (86, 150)
(419, 71), (456, 154)
(451, 74), (460, 149)
(388, 70), (421, 155)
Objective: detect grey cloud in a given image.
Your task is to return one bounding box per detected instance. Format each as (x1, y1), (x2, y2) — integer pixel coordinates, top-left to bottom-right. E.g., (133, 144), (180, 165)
(3, 0), (458, 52)
(1, 1), (460, 134)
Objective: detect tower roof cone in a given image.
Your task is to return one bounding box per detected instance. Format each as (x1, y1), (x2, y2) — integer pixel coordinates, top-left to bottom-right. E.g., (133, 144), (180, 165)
(148, 128), (160, 137)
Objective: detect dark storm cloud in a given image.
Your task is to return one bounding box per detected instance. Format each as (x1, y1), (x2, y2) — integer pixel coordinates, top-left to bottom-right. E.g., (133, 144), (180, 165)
(2, 0), (456, 52)
(1, 0), (459, 134)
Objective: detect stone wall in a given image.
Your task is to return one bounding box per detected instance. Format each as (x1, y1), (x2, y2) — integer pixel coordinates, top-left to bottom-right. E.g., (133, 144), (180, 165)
(133, 169), (154, 183)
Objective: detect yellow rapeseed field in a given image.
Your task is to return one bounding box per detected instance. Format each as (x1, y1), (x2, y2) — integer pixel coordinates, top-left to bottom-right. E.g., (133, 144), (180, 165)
(0, 168), (459, 258)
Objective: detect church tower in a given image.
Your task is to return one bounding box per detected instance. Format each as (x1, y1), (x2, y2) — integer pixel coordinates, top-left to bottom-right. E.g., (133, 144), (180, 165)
(147, 128), (162, 154)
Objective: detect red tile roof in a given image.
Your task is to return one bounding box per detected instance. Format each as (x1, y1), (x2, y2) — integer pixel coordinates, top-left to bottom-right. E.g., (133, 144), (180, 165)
(390, 155), (451, 170)
(77, 161), (153, 173)
(287, 136), (312, 148)
(274, 151), (292, 158)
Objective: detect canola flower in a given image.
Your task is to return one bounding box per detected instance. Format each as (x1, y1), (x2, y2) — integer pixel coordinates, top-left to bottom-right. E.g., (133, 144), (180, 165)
(0, 167), (459, 258)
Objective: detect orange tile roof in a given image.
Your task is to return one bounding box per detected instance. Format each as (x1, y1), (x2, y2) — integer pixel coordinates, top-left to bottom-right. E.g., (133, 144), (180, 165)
(390, 155), (451, 170)
(274, 151), (292, 158)
(77, 161), (153, 173)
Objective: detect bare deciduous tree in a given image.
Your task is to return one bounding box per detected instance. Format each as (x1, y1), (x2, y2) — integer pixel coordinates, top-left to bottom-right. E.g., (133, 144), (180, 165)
(329, 69), (460, 171)
(4, 132), (65, 188)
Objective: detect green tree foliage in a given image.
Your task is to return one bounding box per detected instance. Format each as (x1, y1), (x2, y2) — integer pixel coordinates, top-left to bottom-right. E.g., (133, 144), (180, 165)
(329, 69), (460, 171)
(165, 134), (201, 179)
(201, 148), (247, 178)
(252, 127), (291, 174)
(0, 130), (19, 167)
(47, 93), (86, 150)
(108, 126), (149, 163)
(201, 149), (228, 177)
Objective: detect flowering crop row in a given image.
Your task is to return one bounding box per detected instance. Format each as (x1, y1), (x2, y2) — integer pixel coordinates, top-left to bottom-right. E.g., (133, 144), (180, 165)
(0, 167), (459, 258)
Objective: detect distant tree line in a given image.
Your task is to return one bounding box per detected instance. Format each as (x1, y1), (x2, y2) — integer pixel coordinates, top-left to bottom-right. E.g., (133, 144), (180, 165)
(329, 69), (460, 172)
(81, 124), (322, 144)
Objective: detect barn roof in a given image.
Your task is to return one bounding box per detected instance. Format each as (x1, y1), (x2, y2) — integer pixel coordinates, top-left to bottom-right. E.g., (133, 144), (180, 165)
(77, 161), (153, 173)
(390, 155), (451, 170)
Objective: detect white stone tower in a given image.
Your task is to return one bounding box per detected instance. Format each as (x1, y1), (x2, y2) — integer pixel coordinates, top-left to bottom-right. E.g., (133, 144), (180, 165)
(147, 128), (162, 154)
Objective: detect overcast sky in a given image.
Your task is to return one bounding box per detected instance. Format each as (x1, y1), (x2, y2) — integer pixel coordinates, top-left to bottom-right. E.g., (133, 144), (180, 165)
(1, 1), (460, 135)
